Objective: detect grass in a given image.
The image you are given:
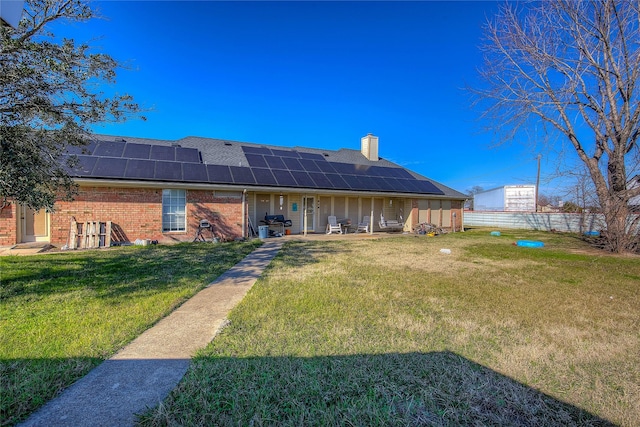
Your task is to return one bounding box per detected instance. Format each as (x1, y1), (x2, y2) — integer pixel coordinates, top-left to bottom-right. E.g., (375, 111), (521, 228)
(136, 230), (639, 426)
(0, 240), (262, 427)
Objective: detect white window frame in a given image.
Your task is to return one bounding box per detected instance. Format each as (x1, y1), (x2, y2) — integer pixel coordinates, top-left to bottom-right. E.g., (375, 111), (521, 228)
(162, 189), (186, 232)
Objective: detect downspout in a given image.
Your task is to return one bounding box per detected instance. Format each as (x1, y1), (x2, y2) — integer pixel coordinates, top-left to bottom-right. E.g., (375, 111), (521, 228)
(242, 189), (247, 239)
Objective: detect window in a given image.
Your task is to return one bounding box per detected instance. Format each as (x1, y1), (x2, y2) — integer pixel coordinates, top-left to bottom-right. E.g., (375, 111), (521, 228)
(162, 189), (186, 232)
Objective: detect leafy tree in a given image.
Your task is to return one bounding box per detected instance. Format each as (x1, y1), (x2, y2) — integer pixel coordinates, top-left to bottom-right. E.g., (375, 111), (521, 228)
(0, 0), (143, 211)
(474, 0), (640, 253)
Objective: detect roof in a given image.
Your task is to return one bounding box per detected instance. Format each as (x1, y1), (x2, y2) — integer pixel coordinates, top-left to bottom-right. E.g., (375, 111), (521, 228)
(66, 134), (466, 199)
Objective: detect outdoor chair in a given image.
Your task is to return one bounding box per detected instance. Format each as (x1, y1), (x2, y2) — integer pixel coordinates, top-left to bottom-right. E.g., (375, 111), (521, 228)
(355, 216), (370, 233)
(326, 215), (343, 234)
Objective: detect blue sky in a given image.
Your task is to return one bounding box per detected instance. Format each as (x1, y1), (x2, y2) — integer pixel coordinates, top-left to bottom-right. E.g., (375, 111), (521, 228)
(53, 1), (564, 195)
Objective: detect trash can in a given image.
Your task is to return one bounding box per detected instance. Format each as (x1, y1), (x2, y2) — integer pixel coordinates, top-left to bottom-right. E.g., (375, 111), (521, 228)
(258, 225), (269, 239)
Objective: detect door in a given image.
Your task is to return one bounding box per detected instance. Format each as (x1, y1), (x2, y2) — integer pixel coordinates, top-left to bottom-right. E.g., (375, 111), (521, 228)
(22, 207), (50, 242)
(302, 196), (315, 233)
(255, 194), (271, 225)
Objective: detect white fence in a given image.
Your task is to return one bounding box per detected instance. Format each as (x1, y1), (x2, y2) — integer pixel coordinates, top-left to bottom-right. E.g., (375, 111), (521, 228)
(463, 211), (607, 233)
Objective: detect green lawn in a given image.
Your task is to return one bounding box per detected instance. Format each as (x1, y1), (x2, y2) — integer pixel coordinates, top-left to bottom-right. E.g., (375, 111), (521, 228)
(0, 240), (261, 426)
(2, 231), (638, 426)
(137, 230), (639, 427)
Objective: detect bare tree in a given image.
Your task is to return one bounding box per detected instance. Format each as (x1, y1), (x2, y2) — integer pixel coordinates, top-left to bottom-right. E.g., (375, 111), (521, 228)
(474, 0), (640, 253)
(465, 185), (484, 210)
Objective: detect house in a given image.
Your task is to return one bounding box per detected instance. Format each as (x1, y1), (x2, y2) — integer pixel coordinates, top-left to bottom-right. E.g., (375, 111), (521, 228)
(0, 134), (467, 247)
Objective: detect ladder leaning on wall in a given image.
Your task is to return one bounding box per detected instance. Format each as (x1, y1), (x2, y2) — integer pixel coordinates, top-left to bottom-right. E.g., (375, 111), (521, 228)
(247, 215), (258, 238)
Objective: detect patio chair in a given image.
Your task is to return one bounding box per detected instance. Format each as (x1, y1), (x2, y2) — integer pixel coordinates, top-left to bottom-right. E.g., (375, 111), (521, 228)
(326, 215), (343, 234)
(355, 216), (370, 233)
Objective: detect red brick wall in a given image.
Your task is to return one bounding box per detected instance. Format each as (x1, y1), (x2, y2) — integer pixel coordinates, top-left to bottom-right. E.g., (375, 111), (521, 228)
(187, 192), (243, 242)
(0, 203), (18, 246)
(49, 186), (244, 246)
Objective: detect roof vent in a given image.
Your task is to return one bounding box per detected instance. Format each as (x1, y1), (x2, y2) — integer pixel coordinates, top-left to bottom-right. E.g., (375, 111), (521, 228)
(224, 142), (232, 146)
(323, 153), (329, 157)
(361, 133), (379, 161)
(115, 138), (126, 142)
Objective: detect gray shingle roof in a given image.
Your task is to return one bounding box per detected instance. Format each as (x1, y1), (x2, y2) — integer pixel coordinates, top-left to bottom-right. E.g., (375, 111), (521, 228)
(68, 134), (466, 199)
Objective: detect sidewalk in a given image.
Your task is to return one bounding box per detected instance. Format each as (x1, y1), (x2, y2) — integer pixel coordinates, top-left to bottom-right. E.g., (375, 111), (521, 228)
(19, 239), (284, 427)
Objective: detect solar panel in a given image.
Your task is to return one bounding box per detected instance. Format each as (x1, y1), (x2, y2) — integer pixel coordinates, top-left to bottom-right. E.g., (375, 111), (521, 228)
(362, 176), (382, 190)
(382, 168), (402, 178)
(71, 155), (97, 175)
(251, 168), (278, 185)
(92, 157), (128, 178)
(328, 162), (355, 175)
(93, 141), (125, 157)
(366, 165), (386, 177)
(272, 169), (297, 187)
(299, 152), (326, 161)
(354, 164), (372, 175)
(123, 143), (151, 159)
(392, 179), (413, 193)
(66, 142), (95, 156)
(290, 171), (317, 187)
(124, 159), (155, 179)
(326, 174), (349, 189)
(282, 157), (304, 171)
(264, 156), (286, 170)
(229, 166), (256, 184)
(376, 177), (397, 191)
(175, 147), (201, 163)
(314, 161), (336, 173)
(245, 154), (269, 168)
(382, 177), (401, 192)
(182, 163), (209, 182)
(415, 180), (444, 194)
(271, 148), (300, 158)
(242, 146), (272, 155)
(343, 174), (366, 190)
(400, 179), (421, 193)
(150, 145), (175, 161)
(298, 158), (321, 172)
(207, 165), (233, 183)
(154, 161), (182, 181)
(308, 172), (333, 189)
(395, 168), (415, 179)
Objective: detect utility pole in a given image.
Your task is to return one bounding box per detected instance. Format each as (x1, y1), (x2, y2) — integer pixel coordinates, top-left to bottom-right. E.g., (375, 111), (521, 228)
(535, 154), (541, 212)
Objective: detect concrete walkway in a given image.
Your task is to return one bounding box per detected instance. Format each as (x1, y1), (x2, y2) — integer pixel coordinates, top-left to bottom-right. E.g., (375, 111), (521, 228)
(19, 239), (284, 427)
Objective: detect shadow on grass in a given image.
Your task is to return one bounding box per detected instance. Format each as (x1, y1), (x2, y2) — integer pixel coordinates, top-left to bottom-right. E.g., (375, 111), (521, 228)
(139, 351), (616, 426)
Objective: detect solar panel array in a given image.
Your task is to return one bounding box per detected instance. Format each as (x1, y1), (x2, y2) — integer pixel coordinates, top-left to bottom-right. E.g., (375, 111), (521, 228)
(239, 146), (444, 195)
(65, 140), (444, 195)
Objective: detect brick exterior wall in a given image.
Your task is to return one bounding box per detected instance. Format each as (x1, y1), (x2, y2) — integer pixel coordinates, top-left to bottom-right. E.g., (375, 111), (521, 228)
(0, 203), (18, 246)
(0, 186), (244, 247)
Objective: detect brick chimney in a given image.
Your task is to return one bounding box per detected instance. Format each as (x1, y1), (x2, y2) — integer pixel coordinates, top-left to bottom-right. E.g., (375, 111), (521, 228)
(361, 133), (379, 161)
